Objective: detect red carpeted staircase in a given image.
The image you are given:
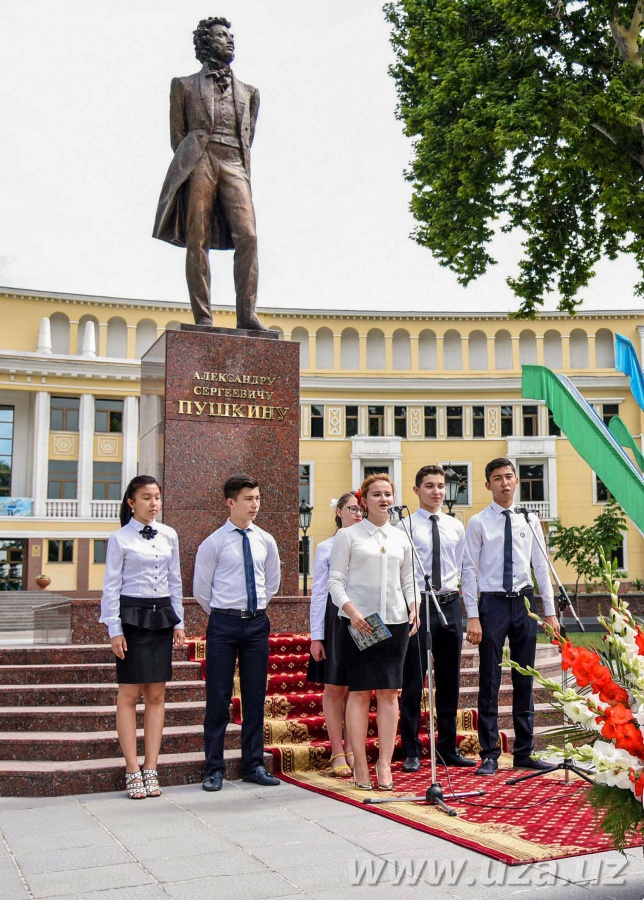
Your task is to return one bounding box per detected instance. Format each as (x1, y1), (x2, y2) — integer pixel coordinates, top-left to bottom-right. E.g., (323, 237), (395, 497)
(0, 636), (561, 796)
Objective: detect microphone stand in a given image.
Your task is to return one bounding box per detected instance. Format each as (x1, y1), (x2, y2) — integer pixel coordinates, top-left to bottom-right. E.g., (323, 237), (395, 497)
(505, 507), (594, 787)
(363, 507), (484, 815)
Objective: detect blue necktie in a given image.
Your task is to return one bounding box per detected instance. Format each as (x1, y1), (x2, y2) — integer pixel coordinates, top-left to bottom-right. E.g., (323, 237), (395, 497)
(502, 510), (513, 593)
(235, 528), (258, 613)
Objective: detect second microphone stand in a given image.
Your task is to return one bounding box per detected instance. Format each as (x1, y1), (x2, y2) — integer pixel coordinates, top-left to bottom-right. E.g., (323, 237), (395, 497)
(505, 508), (593, 787)
(364, 508), (484, 816)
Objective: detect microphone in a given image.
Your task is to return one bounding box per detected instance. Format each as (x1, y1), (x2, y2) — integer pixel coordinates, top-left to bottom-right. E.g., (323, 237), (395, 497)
(515, 506), (533, 520)
(387, 505), (407, 515)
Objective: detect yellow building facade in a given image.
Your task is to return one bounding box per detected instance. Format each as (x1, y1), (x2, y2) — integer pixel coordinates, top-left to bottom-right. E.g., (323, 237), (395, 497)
(0, 286), (641, 595)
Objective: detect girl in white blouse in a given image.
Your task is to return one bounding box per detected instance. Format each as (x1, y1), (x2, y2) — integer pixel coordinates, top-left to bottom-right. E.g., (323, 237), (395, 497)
(329, 474), (417, 791)
(100, 475), (185, 800)
(308, 492), (362, 776)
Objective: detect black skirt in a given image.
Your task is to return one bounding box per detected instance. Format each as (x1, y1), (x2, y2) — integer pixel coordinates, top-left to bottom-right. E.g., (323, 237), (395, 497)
(306, 596), (347, 686)
(340, 619), (409, 691)
(115, 595), (179, 685)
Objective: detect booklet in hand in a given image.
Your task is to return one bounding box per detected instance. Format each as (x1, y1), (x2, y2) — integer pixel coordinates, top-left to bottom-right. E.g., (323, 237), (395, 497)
(348, 612), (392, 651)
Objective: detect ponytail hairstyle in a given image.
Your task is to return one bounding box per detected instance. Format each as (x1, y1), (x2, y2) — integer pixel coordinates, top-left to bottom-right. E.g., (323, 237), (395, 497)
(334, 491), (361, 529)
(120, 475), (161, 527)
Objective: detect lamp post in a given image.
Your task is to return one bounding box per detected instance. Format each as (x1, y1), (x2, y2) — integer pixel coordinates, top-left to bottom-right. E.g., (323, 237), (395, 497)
(444, 466), (464, 517)
(299, 500), (313, 595)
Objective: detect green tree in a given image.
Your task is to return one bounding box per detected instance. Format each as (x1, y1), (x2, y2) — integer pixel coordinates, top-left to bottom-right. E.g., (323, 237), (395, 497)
(550, 499), (627, 599)
(384, 0), (644, 316)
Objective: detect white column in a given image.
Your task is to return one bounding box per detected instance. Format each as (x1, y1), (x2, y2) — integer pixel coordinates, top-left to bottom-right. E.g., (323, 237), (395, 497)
(37, 318), (52, 355)
(77, 394), (94, 518)
(122, 396), (139, 491)
(637, 326), (644, 363)
(81, 322), (97, 358)
(32, 392), (50, 517)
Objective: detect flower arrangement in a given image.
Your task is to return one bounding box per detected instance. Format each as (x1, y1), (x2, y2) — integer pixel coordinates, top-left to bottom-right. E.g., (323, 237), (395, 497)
(505, 552), (644, 851)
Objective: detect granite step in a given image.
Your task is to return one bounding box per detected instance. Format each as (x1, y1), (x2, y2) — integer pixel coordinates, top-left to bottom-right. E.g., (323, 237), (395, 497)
(0, 661), (202, 685)
(0, 749), (275, 798)
(460, 644), (561, 669)
(0, 701), (208, 733)
(0, 681), (206, 707)
(0, 644), (195, 666)
(0, 723), (238, 761)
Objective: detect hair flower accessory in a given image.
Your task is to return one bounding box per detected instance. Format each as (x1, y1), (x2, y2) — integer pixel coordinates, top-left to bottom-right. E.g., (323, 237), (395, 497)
(329, 498), (339, 508)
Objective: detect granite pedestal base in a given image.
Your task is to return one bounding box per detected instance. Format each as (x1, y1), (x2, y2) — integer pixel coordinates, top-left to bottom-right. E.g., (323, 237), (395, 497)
(140, 329), (300, 595)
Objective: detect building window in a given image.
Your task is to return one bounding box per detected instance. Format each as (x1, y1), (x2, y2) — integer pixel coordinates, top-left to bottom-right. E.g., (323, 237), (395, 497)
(0, 406), (14, 497)
(50, 397), (80, 432)
(446, 406), (463, 438)
(472, 406), (485, 438)
(601, 403), (619, 427)
(310, 405), (324, 438)
(47, 461), (78, 499)
(299, 464), (311, 504)
(519, 464), (545, 503)
(93, 540), (107, 564)
(48, 539), (74, 563)
(368, 406), (384, 437)
(548, 410), (561, 437)
(522, 405), (539, 437)
(0, 539), (23, 590)
(93, 462), (122, 500)
(595, 475), (612, 503)
(501, 405), (513, 437)
(424, 406), (437, 439)
(394, 406), (407, 439)
(95, 399), (123, 434)
(346, 406), (359, 438)
(364, 465), (390, 477)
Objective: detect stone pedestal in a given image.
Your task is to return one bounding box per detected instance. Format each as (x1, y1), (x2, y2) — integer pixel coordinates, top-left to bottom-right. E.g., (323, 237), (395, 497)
(140, 329), (300, 596)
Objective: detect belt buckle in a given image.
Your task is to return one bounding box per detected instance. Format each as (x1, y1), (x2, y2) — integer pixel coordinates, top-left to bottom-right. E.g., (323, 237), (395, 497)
(240, 610), (252, 619)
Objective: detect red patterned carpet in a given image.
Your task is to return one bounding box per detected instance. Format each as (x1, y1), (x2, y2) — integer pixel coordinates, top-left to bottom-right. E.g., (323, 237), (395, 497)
(188, 633), (641, 864)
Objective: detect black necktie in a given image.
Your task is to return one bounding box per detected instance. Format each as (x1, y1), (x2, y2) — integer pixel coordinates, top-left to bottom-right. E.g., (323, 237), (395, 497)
(429, 514), (441, 591)
(234, 528), (258, 613)
(139, 524), (158, 541)
(502, 510), (513, 592)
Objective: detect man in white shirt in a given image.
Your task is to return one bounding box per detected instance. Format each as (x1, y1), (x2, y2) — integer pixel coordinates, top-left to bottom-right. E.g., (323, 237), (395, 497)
(462, 458), (560, 776)
(399, 465), (474, 772)
(193, 473), (281, 791)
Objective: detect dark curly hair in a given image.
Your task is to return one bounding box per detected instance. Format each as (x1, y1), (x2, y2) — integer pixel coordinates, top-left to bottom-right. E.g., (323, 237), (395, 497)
(193, 17), (232, 64)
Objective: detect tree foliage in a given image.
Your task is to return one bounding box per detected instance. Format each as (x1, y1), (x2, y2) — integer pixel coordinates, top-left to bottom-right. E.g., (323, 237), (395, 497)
(384, 0), (644, 316)
(550, 499), (628, 597)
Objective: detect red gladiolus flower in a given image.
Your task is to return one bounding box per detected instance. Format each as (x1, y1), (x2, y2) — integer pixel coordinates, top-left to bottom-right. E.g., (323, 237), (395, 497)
(629, 769), (644, 797)
(614, 723), (644, 760)
(561, 640), (580, 671)
(571, 648), (602, 687)
(635, 626), (644, 656)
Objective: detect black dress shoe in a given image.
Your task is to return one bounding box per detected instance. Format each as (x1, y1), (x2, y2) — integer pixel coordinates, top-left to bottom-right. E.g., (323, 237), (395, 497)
(242, 765), (280, 786)
(202, 772), (223, 792)
(476, 757), (498, 776)
(441, 751), (477, 768)
(513, 757), (557, 772)
(402, 757), (421, 773)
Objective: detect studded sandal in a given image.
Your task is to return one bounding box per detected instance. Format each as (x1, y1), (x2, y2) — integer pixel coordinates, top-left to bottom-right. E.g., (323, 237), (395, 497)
(125, 771), (146, 800)
(142, 768), (162, 797)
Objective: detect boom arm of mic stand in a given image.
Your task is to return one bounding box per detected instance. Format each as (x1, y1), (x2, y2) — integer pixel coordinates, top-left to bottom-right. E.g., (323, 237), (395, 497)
(396, 514), (448, 629)
(520, 511), (585, 633)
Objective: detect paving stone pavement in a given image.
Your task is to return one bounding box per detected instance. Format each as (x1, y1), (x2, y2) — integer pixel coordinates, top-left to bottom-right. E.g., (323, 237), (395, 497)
(0, 780), (643, 899)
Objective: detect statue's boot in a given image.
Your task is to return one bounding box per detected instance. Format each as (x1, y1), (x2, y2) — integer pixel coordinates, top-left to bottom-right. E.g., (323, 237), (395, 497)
(236, 296), (268, 331)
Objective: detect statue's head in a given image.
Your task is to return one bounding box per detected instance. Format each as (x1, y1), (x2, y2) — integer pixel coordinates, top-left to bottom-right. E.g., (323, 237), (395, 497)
(194, 17), (234, 66)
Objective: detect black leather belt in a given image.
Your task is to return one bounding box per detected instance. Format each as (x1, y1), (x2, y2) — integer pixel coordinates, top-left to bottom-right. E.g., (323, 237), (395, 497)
(484, 586), (533, 599)
(211, 608), (266, 619)
(436, 591), (459, 604)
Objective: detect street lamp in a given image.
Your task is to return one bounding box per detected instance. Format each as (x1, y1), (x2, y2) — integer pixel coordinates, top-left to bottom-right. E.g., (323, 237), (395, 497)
(444, 466), (464, 517)
(299, 500), (313, 596)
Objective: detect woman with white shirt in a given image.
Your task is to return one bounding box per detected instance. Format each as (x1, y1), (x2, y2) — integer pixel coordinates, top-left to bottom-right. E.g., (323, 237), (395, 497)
(307, 492), (362, 776)
(328, 474), (417, 791)
(99, 476), (185, 800)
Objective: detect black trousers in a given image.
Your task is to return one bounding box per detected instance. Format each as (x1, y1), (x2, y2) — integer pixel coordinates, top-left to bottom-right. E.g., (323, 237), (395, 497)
(477, 590), (538, 760)
(203, 611), (270, 777)
(399, 596), (463, 759)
